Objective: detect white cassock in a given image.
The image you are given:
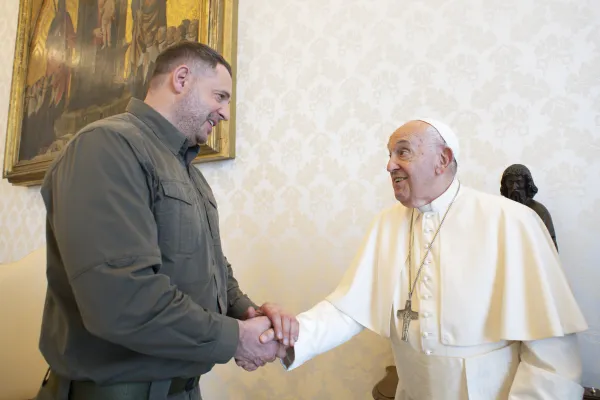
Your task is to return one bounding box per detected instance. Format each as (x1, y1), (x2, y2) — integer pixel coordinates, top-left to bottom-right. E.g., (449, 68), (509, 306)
(283, 178), (588, 400)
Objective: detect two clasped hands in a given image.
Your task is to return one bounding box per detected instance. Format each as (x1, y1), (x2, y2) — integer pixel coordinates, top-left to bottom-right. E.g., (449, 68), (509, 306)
(234, 303), (299, 371)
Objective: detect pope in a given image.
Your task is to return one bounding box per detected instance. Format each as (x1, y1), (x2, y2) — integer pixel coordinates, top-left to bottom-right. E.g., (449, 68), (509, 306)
(261, 119), (588, 400)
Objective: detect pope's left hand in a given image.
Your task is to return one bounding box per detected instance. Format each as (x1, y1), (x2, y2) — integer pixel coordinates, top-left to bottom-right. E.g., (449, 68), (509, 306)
(243, 303), (299, 347)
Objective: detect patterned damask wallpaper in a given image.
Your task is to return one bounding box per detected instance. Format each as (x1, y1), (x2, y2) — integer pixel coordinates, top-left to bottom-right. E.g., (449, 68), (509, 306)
(1, 0), (599, 396)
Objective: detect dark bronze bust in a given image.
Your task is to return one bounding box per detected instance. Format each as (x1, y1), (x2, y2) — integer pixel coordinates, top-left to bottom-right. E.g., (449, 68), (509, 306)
(500, 164), (558, 250)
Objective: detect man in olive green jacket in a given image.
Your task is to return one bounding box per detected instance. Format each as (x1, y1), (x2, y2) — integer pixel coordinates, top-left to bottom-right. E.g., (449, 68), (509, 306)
(34, 42), (296, 400)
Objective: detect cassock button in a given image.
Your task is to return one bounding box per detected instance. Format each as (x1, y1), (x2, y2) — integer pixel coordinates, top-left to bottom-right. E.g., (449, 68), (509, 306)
(425, 350), (433, 355)
(421, 332), (430, 338)
(423, 276), (430, 283)
(422, 294), (431, 300)
(422, 312), (431, 318)
(424, 243), (430, 249)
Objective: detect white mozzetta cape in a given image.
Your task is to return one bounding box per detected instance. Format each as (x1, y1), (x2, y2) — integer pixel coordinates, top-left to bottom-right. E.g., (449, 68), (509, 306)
(326, 185), (588, 346)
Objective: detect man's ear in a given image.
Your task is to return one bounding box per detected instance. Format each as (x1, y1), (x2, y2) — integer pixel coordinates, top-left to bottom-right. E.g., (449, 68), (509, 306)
(438, 147), (453, 173)
(171, 65), (191, 94)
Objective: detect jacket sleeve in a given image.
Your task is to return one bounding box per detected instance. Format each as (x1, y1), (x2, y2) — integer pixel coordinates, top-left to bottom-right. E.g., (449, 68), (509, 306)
(225, 256), (258, 319)
(45, 128), (239, 364)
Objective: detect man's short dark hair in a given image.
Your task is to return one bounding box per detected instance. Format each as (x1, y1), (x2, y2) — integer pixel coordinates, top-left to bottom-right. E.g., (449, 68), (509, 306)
(150, 41), (232, 84)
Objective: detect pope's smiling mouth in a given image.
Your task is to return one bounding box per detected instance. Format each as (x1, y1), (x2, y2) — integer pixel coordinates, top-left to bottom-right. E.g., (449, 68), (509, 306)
(394, 177), (407, 184)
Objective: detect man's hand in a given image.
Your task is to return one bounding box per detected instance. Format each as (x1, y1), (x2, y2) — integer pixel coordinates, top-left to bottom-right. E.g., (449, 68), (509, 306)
(240, 306), (259, 321)
(251, 303), (299, 347)
(235, 343), (287, 372)
(234, 316), (285, 371)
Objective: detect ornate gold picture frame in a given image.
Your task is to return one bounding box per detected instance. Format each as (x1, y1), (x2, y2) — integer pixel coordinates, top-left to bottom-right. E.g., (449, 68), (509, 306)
(3, 0), (238, 186)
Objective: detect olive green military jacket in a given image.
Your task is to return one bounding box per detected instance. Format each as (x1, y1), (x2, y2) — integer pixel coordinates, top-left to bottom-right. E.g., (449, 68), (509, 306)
(39, 98), (256, 384)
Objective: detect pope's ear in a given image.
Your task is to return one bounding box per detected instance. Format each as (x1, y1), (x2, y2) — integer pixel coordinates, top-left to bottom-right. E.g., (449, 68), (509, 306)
(438, 147), (453, 173)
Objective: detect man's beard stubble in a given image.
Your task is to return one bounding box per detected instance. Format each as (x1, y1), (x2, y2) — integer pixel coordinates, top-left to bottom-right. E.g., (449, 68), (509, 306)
(174, 92), (210, 145)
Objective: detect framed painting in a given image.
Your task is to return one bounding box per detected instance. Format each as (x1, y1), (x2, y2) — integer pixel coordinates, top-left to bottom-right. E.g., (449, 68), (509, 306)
(3, 0), (238, 186)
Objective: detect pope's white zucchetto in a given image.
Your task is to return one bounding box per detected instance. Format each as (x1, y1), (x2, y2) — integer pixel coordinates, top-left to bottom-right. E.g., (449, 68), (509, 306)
(415, 118), (460, 166)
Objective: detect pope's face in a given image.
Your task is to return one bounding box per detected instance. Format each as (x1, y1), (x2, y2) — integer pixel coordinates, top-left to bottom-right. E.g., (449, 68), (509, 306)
(386, 122), (441, 208)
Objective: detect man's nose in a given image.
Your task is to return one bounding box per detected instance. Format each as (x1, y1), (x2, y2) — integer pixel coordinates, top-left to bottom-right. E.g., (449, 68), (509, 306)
(512, 182), (519, 189)
(387, 159), (398, 173)
(219, 104), (230, 121)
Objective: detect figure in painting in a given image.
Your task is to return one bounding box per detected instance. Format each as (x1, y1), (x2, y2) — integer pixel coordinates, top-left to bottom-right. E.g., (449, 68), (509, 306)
(187, 19), (199, 41)
(129, 0), (167, 98)
(18, 0), (202, 162)
(99, 0), (116, 49)
(68, 0), (128, 110)
(166, 26), (176, 47)
(156, 26), (167, 53)
(500, 164), (558, 251)
(19, 0), (76, 161)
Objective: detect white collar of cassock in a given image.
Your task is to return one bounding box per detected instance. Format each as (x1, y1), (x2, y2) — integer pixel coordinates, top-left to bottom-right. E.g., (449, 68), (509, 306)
(416, 177), (459, 214)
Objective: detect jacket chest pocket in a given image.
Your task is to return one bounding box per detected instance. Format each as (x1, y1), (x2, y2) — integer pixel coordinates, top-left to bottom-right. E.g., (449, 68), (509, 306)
(156, 180), (199, 255)
(204, 197), (221, 241)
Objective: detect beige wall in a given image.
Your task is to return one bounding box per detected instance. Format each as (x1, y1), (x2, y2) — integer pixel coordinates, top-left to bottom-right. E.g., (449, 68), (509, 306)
(0, 249), (48, 400)
(1, 0), (599, 398)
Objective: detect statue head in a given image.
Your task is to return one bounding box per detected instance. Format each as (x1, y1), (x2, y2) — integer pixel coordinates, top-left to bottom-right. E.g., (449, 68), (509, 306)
(500, 164), (538, 204)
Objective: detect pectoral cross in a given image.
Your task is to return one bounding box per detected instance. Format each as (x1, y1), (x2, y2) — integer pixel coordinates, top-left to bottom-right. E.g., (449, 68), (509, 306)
(397, 299), (418, 342)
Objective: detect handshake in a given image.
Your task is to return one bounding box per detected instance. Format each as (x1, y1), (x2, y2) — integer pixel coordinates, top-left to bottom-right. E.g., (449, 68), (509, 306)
(233, 303), (299, 372)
